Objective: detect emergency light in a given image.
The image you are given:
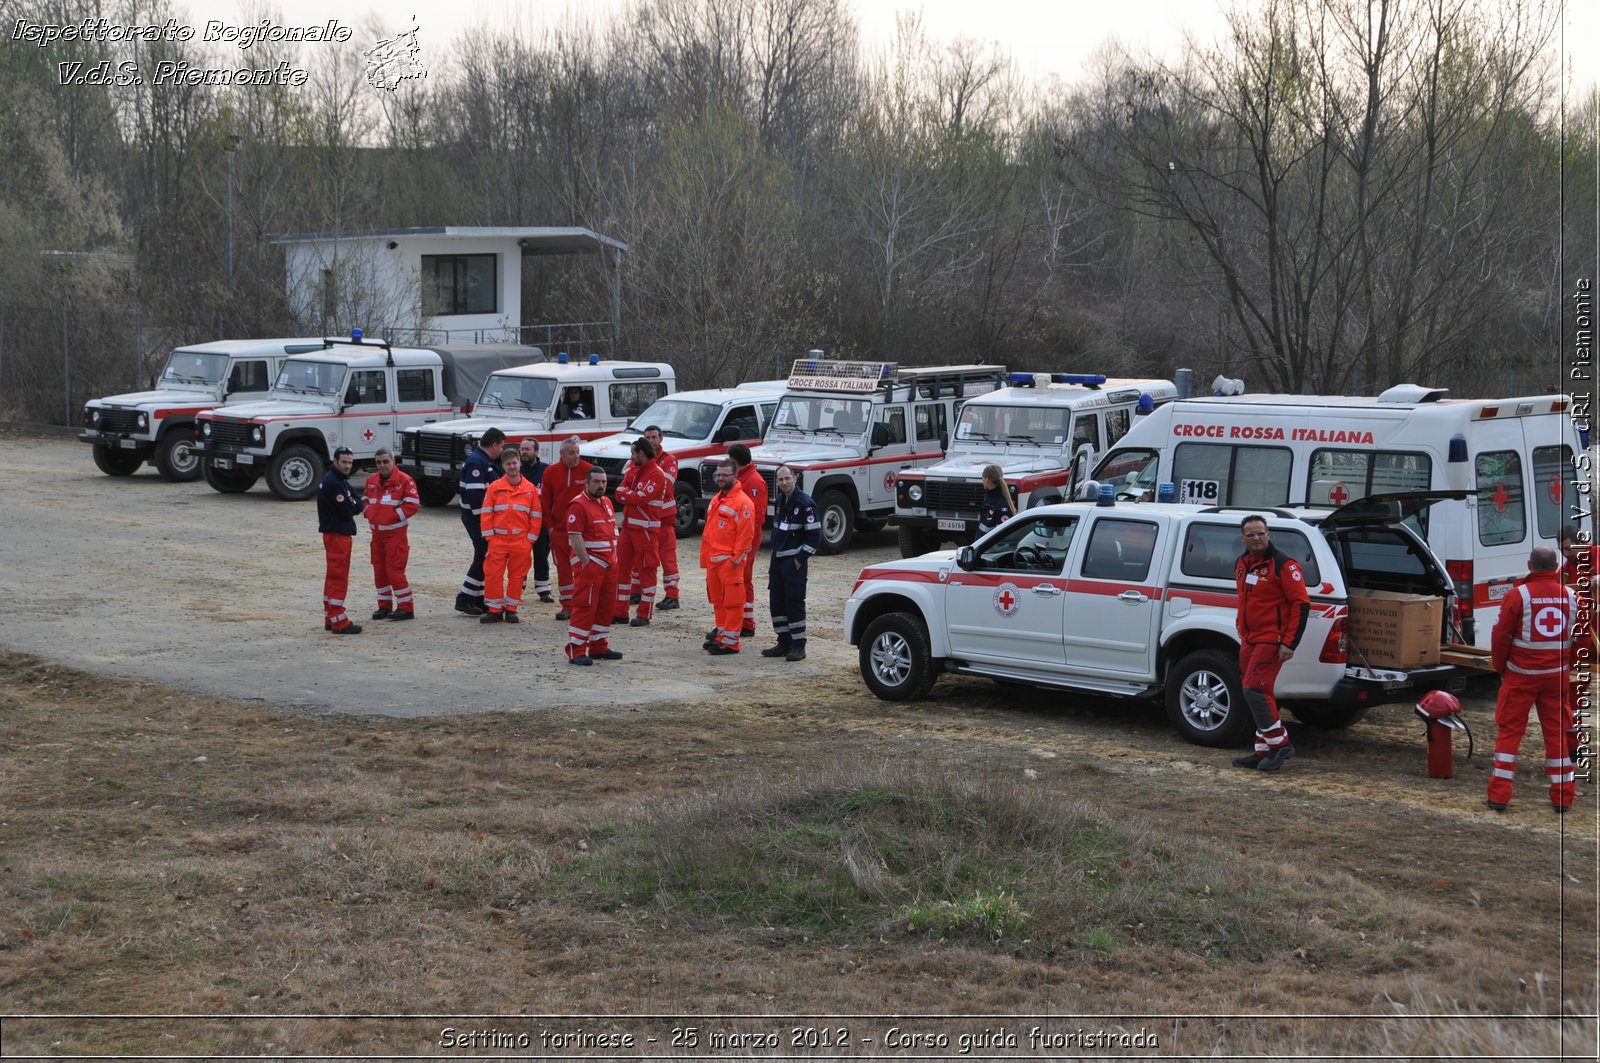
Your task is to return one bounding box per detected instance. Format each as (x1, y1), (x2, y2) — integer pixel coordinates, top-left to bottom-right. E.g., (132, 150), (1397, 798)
(1006, 372), (1108, 389)
(589, 354), (600, 365)
(351, 328), (363, 342)
(557, 352), (569, 364)
(1097, 484), (1116, 507)
(1157, 482), (1176, 503)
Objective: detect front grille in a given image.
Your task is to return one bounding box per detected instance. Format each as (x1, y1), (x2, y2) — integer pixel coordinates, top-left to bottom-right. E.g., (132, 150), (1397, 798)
(98, 409), (143, 433)
(589, 456), (627, 479)
(208, 420), (255, 450)
(760, 468), (778, 498)
(923, 480), (986, 511)
(416, 434), (460, 465)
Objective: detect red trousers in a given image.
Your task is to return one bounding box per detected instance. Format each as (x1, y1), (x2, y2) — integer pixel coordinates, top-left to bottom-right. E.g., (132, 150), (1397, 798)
(484, 539), (532, 615)
(370, 530), (412, 613)
(707, 563), (745, 650)
(1490, 671), (1574, 809)
(660, 520), (680, 601)
(616, 528), (660, 622)
(567, 555), (618, 658)
(741, 551), (758, 634)
(322, 533), (353, 630)
(552, 534), (576, 607)
(1239, 642), (1291, 754)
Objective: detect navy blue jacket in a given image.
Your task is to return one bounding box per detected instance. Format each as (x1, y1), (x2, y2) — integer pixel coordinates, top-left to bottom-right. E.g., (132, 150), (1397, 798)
(771, 487), (822, 561)
(317, 468), (364, 534)
(458, 445), (502, 523)
(977, 485), (1014, 533)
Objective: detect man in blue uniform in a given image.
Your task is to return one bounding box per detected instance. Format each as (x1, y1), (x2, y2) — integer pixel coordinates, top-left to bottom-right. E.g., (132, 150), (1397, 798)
(760, 465), (821, 662)
(454, 427), (505, 616)
(318, 446), (365, 634)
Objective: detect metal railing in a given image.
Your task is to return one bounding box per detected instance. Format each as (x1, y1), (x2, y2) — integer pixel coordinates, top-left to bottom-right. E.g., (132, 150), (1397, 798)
(375, 321), (617, 362)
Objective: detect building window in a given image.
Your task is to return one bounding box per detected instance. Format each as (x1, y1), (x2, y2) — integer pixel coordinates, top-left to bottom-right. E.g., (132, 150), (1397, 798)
(422, 254), (497, 316)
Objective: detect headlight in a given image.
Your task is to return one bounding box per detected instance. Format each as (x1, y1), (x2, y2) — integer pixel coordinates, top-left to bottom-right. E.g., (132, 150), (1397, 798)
(85, 408), (99, 427)
(201, 422), (212, 437)
(136, 413), (148, 430)
(251, 425), (265, 445)
(907, 484), (923, 503)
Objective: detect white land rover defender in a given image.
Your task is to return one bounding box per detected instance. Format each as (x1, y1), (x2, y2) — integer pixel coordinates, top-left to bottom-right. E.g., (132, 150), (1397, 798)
(580, 381), (784, 535)
(846, 493), (1471, 747)
(892, 373), (1178, 557)
(699, 358), (1007, 553)
(80, 337), (325, 481)
(195, 335), (542, 501)
(399, 355), (677, 506)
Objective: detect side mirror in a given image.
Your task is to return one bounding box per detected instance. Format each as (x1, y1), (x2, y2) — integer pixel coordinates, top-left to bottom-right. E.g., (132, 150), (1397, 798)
(955, 545), (975, 571)
(871, 424), (890, 448)
(714, 424), (741, 443)
(938, 430), (948, 450)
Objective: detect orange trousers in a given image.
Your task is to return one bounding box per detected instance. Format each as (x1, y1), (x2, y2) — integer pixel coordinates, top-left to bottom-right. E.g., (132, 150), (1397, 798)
(706, 563), (745, 650)
(483, 539), (532, 614)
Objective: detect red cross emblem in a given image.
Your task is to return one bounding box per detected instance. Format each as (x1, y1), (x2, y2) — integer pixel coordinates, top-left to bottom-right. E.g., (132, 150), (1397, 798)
(1549, 475), (1564, 504)
(885, 471), (897, 489)
(1492, 481), (1509, 513)
(361, 427), (375, 443)
(1533, 605), (1567, 638)
(993, 582), (1020, 617)
(1328, 482), (1350, 506)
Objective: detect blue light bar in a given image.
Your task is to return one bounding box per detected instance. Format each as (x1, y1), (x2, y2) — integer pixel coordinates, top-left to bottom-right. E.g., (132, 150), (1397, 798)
(1006, 372), (1109, 388)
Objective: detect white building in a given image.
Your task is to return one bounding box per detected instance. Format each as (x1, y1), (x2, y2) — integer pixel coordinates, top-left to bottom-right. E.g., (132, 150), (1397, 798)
(271, 226), (626, 352)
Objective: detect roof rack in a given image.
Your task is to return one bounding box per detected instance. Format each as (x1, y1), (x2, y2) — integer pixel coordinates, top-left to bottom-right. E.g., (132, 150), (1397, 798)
(786, 358), (1003, 397)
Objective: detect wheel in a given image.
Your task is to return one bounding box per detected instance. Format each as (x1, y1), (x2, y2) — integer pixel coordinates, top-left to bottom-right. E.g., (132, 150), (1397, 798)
(203, 462), (258, 493)
(1285, 702), (1369, 729)
(153, 430), (203, 481)
(1164, 648), (1250, 747)
(857, 516), (889, 534)
(91, 443), (142, 476)
(859, 611), (938, 701)
(897, 525), (940, 558)
(816, 489), (855, 555)
(418, 478), (457, 507)
(674, 480), (702, 536)
(267, 444), (324, 501)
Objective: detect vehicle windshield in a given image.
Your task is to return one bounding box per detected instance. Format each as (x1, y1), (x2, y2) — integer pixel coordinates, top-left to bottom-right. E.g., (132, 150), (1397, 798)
(1092, 448), (1161, 500)
(769, 395), (871, 438)
(955, 404), (1074, 446)
(273, 358), (347, 396)
(627, 398), (719, 439)
(478, 374), (557, 413)
(158, 350), (228, 388)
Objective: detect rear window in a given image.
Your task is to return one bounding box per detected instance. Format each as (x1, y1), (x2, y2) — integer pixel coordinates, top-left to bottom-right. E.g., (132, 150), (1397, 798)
(1179, 522), (1321, 586)
(1324, 528), (1446, 596)
(1531, 445), (1575, 540)
(1475, 451), (1527, 546)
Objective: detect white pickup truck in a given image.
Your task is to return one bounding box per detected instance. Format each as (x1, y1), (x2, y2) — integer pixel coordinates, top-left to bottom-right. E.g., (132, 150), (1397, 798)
(846, 493), (1471, 746)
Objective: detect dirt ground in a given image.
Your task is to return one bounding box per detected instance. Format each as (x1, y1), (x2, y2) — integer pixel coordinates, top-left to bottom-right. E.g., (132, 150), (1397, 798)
(2, 430), (1598, 1056)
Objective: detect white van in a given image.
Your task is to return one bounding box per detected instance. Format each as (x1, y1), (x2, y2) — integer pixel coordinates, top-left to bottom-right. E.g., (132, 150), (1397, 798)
(1090, 384), (1592, 648)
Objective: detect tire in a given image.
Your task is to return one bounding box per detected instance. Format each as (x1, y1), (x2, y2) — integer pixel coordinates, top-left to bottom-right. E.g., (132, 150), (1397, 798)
(153, 430), (203, 481)
(857, 516), (889, 534)
(267, 444), (324, 501)
(674, 480), (702, 536)
(897, 525), (939, 558)
(418, 478), (457, 507)
(859, 611), (938, 701)
(91, 443), (142, 477)
(1164, 648), (1250, 747)
(203, 462), (258, 493)
(1285, 702), (1369, 729)
(816, 489), (855, 555)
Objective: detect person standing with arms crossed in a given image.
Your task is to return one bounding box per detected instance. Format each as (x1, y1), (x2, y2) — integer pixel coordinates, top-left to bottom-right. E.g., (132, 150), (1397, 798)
(761, 465), (821, 662)
(541, 437), (593, 621)
(1488, 546), (1580, 812)
(729, 442), (768, 638)
(518, 438), (555, 604)
(454, 428), (505, 616)
(363, 448), (420, 621)
(642, 425), (682, 610)
(1230, 515), (1307, 772)
(613, 438), (674, 627)
(702, 459), (757, 655)
(565, 466), (623, 664)
(479, 450), (542, 624)
(317, 446), (365, 635)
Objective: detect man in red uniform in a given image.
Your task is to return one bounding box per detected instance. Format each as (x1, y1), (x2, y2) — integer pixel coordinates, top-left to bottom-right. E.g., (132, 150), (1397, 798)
(541, 436), (593, 622)
(565, 466), (622, 664)
(729, 442), (768, 637)
(1231, 515), (1309, 772)
(701, 459), (757, 654)
(1560, 524), (1597, 757)
(613, 438), (675, 627)
(1489, 546), (1580, 812)
(362, 448), (421, 621)
(642, 425), (682, 610)
(480, 450), (542, 624)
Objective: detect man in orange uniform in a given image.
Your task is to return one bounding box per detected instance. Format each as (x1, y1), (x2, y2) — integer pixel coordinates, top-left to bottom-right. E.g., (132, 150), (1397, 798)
(1489, 546), (1580, 812)
(479, 450), (542, 624)
(363, 448), (421, 621)
(613, 438), (675, 627)
(565, 466), (622, 664)
(642, 425), (682, 610)
(701, 459), (758, 655)
(541, 436), (593, 621)
(729, 442), (768, 637)
(1230, 514), (1309, 772)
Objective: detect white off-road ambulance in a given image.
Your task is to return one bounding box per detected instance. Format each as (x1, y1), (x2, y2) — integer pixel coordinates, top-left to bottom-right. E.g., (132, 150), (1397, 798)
(1089, 384), (1593, 647)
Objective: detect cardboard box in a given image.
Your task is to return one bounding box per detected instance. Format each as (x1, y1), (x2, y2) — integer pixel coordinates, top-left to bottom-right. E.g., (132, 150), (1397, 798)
(1346, 590), (1443, 668)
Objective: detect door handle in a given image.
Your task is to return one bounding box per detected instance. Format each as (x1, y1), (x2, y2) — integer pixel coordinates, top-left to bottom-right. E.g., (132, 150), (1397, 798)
(1118, 590), (1148, 604)
(378, 421), (391, 426)
(1030, 584), (1061, 597)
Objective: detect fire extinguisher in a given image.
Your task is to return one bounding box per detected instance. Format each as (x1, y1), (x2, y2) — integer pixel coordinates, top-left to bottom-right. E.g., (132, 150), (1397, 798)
(1414, 690), (1473, 779)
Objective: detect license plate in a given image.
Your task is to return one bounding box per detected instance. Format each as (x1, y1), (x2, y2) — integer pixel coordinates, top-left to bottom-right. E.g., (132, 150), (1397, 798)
(117, 438), (137, 449)
(937, 518), (966, 531)
(215, 457), (233, 470)
(236, 453), (254, 465)
(1382, 677), (1412, 690)
(423, 464), (446, 477)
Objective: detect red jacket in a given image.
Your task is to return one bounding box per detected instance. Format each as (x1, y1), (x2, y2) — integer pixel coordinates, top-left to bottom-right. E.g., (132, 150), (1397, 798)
(737, 462), (768, 527)
(616, 458), (675, 534)
(1492, 569), (1578, 677)
(654, 446), (679, 480)
(1234, 547), (1310, 648)
(541, 459), (593, 532)
(362, 469), (421, 533)
(565, 491), (618, 561)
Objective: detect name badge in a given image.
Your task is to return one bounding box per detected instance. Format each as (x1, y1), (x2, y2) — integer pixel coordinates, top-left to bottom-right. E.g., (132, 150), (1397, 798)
(1245, 573), (1259, 585)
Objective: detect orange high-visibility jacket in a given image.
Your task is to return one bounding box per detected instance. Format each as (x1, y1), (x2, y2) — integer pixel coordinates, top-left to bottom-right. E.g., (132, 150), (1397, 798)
(482, 475), (542, 542)
(701, 483), (756, 569)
